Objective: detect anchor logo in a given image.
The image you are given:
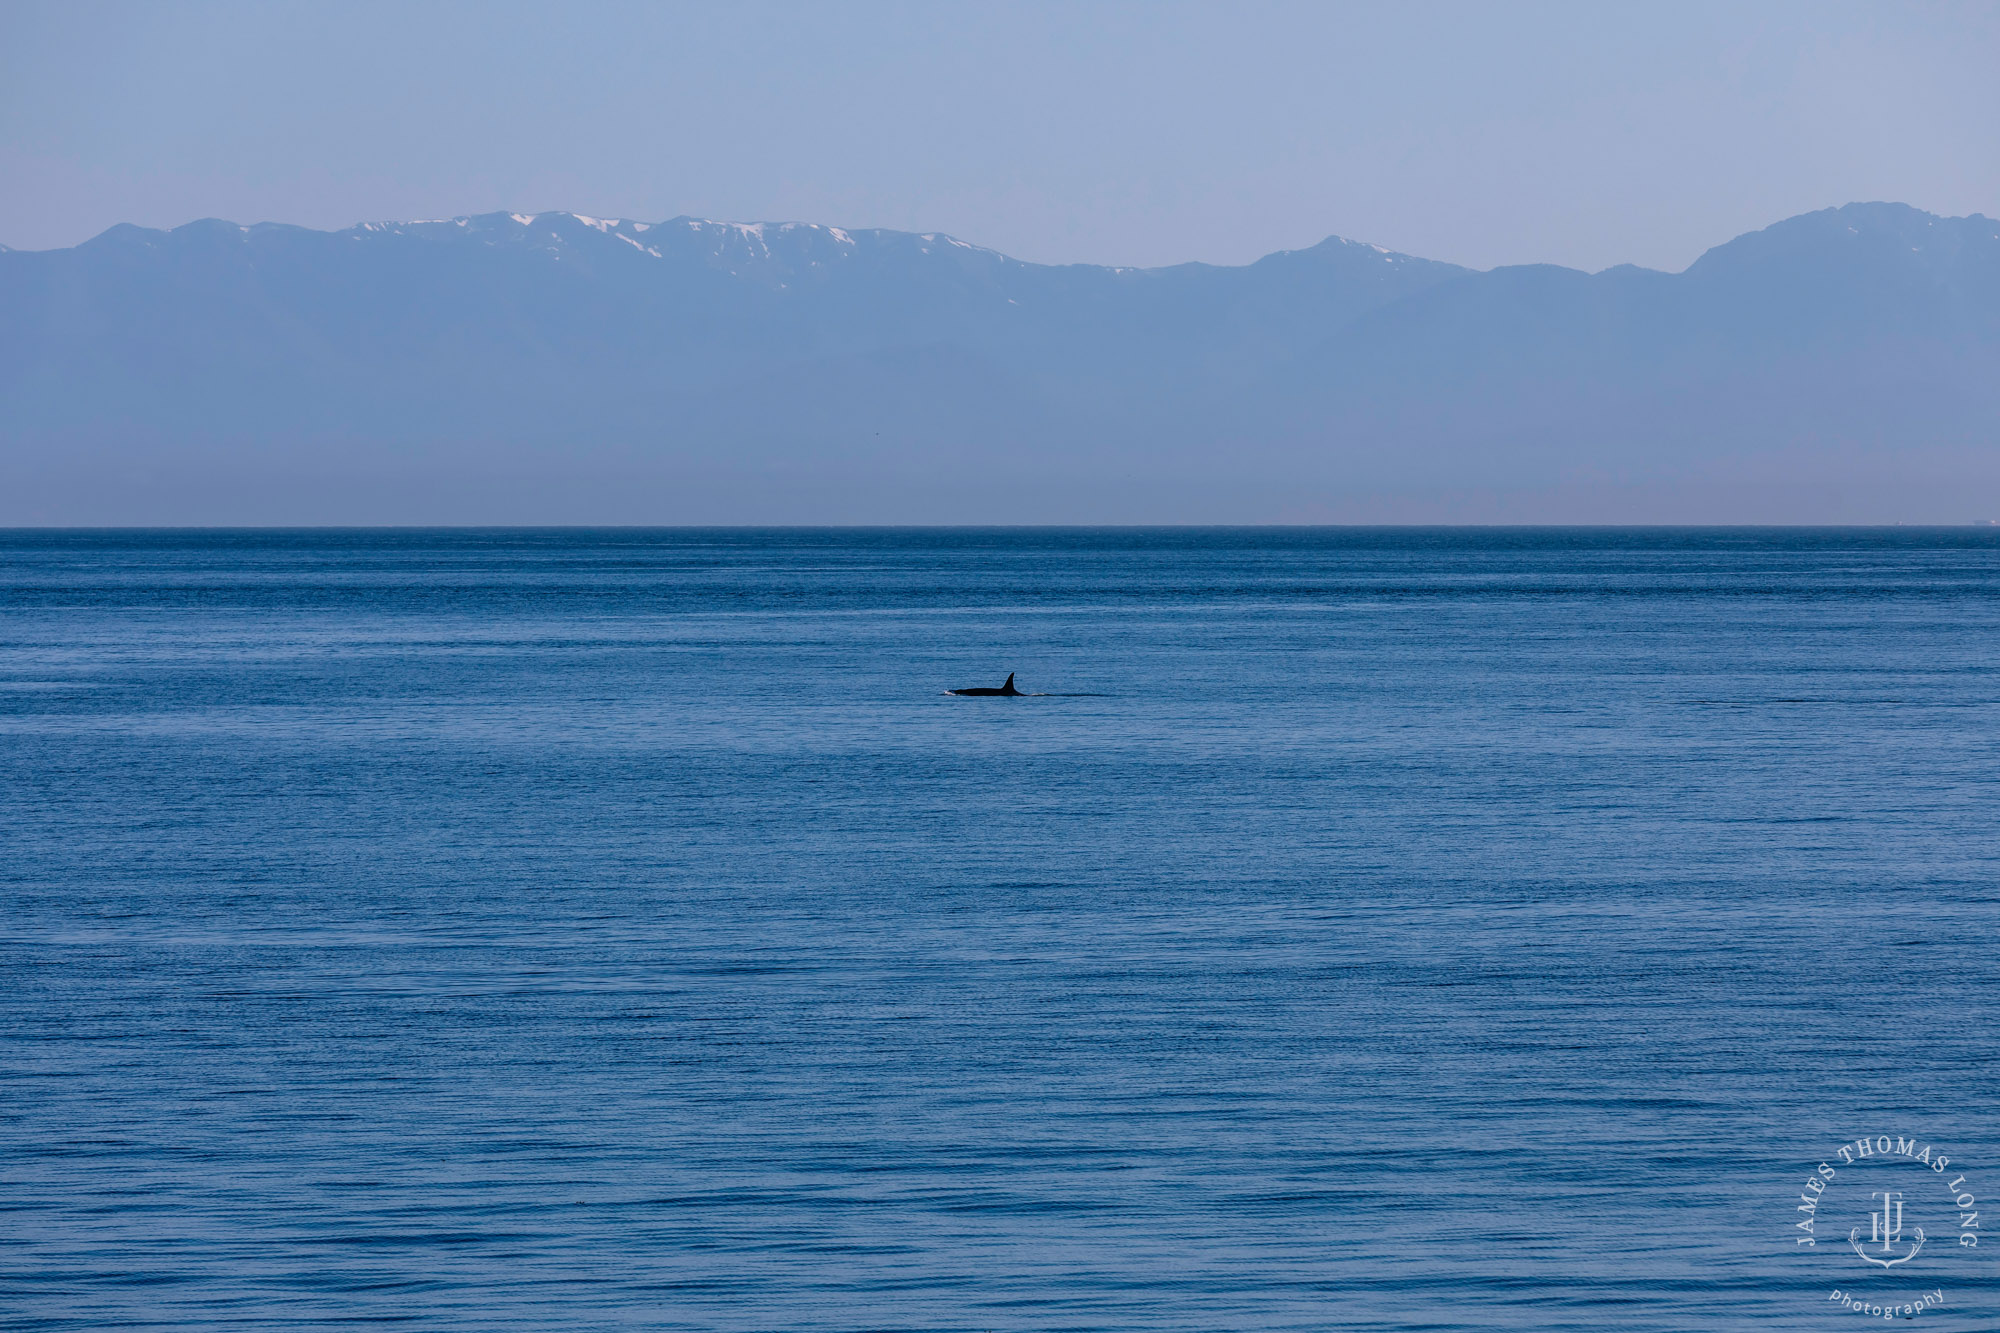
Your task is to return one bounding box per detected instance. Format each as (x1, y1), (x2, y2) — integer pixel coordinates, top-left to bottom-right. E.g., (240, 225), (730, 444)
(1849, 1190), (1925, 1268)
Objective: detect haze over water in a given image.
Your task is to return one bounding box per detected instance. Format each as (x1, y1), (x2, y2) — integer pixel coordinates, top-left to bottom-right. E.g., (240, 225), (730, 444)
(4, 528), (1998, 1330)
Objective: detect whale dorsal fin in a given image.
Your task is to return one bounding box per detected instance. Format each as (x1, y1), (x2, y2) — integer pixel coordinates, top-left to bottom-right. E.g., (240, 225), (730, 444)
(1003, 673), (1015, 690)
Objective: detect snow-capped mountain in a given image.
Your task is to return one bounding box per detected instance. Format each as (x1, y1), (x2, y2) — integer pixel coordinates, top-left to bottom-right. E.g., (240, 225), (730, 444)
(2, 204), (1997, 522)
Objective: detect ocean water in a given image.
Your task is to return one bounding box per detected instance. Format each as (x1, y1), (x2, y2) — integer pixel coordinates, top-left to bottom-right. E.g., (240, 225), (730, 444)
(2, 528), (1997, 1332)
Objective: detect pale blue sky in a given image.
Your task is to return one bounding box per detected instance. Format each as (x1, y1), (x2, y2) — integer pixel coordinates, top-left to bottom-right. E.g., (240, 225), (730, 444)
(3, 0), (1996, 271)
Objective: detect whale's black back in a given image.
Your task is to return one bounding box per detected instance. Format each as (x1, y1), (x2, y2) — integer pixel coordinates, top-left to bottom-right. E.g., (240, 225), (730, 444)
(949, 672), (1021, 697)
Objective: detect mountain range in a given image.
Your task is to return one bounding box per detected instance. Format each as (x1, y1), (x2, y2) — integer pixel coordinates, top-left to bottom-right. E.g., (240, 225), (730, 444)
(3, 202), (1997, 523)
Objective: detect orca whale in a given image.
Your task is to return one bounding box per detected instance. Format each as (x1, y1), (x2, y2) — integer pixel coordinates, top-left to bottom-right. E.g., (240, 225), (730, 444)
(949, 672), (1023, 697)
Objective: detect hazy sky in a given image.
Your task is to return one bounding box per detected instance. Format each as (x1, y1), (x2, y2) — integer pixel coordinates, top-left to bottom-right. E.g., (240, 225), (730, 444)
(3, 0), (1997, 271)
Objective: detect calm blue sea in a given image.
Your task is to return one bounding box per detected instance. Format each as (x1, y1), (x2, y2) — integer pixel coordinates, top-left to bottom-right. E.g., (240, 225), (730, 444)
(3, 528), (1998, 1331)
